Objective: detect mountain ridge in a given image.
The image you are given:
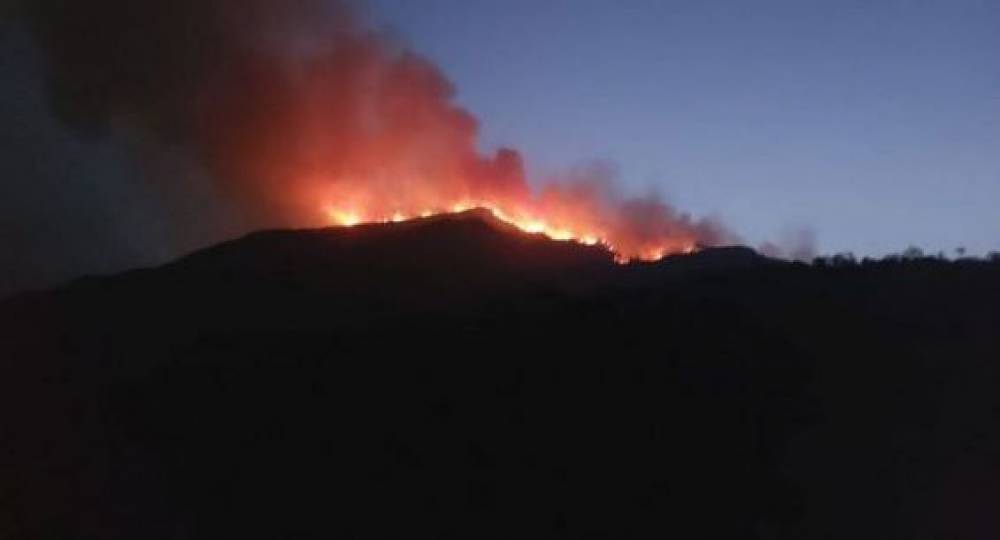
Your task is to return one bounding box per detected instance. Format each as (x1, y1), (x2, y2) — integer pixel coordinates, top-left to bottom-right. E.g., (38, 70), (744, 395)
(2, 210), (999, 539)
(0, 209), (777, 317)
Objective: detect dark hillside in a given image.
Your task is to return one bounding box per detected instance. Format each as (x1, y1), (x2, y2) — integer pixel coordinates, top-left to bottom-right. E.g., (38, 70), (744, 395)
(2, 212), (999, 539)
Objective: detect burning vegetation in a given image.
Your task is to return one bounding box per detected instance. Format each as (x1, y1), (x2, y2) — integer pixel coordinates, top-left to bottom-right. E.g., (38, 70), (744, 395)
(323, 202), (699, 263)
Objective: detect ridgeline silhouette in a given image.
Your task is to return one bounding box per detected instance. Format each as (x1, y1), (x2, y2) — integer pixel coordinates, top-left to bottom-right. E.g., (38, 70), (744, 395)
(2, 211), (999, 539)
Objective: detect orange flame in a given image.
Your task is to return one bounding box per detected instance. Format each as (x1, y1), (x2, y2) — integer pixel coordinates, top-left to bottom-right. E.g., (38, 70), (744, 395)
(322, 197), (698, 263)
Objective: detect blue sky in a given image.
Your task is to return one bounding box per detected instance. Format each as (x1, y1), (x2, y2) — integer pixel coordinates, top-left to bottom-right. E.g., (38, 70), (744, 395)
(367, 0), (1000, 256)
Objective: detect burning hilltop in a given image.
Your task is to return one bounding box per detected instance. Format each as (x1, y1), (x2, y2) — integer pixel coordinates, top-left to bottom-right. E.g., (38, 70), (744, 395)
(324, 202), (701, 263)
(0, 210), (770, 331)
(14, 0), (734, 263)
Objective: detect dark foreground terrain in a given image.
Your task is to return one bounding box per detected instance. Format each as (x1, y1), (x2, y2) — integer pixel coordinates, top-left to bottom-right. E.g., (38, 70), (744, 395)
(2, 211), (999, 539)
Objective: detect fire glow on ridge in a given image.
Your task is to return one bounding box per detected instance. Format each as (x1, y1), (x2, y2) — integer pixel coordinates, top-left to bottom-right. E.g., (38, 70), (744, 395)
(323, 199), (697, 263)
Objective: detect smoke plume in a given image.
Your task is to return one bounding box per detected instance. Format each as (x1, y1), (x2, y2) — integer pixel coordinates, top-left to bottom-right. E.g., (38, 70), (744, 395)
(10, 0), (734, 262)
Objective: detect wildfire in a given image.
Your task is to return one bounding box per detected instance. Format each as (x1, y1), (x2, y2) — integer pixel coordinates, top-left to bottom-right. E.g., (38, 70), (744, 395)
(21, 0), (734, 266)
(323, 200), (697, 263)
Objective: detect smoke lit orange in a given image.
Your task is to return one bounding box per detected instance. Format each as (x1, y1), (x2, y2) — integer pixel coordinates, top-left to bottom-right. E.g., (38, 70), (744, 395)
(19, 0), (734, 258)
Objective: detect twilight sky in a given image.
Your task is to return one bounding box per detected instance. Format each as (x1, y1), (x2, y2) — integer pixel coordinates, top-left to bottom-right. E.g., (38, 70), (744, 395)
(367, 0), (1000, 256)
(1, 1), (998, 296)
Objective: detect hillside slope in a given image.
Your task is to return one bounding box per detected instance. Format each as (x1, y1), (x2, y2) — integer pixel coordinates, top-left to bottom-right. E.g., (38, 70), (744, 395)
(2, 211), (999, 539)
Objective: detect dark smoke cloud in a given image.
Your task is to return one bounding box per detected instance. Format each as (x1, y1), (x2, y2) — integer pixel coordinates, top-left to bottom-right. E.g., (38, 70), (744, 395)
(17, 0), (344, 137)
(10, 0), (526, 225)
(13, 0), (351, 223)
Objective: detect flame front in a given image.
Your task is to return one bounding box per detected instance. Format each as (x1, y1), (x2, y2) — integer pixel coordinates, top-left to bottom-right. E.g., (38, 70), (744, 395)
(323, 196), (699, 263)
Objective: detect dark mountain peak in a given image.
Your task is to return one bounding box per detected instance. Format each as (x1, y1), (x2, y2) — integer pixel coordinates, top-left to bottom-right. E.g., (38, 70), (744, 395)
(161, 210), (785, 295)
(3, 209), (779, 310)
(169, 208), (615, 281)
